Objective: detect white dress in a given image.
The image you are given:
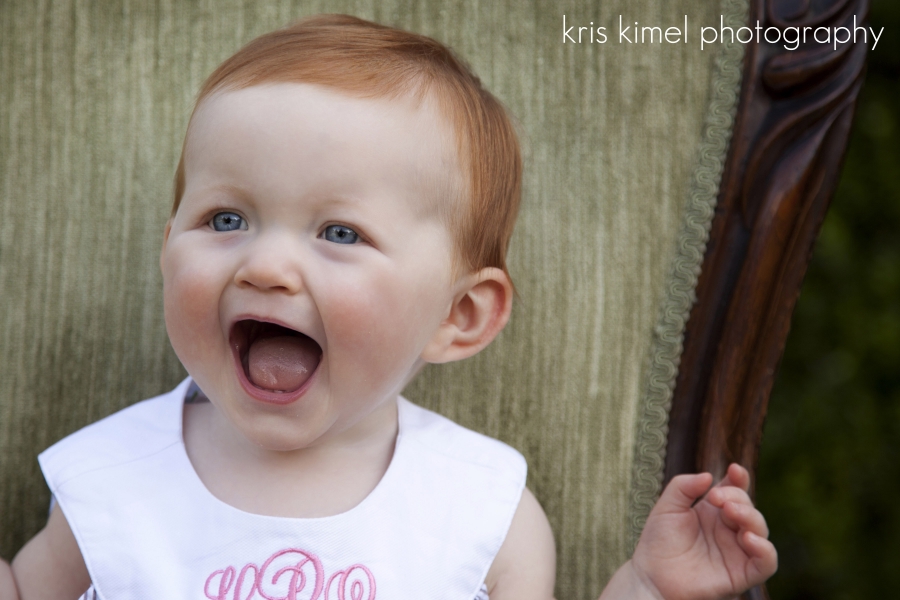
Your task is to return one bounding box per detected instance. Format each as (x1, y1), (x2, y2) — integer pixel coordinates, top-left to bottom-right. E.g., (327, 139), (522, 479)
(41, 378), (524, 600)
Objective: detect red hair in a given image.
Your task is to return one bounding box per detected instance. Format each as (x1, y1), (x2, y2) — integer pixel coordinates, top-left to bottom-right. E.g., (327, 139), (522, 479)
(172, 14), (522, 278)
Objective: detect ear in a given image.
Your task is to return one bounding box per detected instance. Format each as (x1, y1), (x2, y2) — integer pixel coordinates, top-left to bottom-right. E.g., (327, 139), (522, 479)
(421, 267), (513, 364)
(159, 219), (173, 273)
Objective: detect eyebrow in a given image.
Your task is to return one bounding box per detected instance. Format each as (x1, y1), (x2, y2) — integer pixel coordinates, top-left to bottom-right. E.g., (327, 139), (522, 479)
(195, 183), (253, 200)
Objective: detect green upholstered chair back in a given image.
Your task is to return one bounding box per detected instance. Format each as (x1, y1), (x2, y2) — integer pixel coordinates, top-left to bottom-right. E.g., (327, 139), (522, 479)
(0, 1), (748, 598)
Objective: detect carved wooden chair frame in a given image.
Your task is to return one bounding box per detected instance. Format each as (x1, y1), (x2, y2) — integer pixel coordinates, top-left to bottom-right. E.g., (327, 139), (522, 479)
(663, 0), (867, 596)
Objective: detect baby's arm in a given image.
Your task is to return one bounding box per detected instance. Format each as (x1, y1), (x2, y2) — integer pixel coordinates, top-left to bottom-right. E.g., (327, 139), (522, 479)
(485, 487), (557, 600)
(1, 504), (91, 600)
(601, 463), (777, 600)
(0, 560), (17, 599)
(477, 464), (774, 600)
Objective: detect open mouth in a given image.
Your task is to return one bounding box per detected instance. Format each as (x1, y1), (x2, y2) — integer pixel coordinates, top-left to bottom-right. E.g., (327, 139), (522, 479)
(230, 319), (322, 396)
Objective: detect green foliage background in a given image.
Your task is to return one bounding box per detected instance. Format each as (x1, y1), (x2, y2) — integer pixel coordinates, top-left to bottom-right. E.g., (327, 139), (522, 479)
(757, 1), (900, 598)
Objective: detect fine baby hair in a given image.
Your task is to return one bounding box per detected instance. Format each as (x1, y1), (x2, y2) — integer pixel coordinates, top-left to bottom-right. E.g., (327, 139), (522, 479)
(1, 13), (777, 600)
(173, 13), (522, 279)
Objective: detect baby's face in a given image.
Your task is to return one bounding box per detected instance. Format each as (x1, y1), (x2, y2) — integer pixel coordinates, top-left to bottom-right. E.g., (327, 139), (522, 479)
(161, 83), (464, 452)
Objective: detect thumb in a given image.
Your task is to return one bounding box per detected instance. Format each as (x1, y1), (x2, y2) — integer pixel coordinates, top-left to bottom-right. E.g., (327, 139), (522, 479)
(656, 472), (714, 513)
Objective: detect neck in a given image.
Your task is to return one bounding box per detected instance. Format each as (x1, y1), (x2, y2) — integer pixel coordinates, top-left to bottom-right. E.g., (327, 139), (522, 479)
(183, 396), (400, 518)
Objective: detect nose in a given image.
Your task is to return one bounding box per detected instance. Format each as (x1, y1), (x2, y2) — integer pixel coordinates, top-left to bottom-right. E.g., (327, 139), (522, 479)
(233, 233), (304, 294)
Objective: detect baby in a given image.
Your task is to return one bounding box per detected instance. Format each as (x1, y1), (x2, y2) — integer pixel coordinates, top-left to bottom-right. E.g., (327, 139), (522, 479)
(0, 15), (776, 600)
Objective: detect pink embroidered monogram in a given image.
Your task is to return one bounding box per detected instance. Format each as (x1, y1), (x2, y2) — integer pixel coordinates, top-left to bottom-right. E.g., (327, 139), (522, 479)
(204, 548), (376, 600)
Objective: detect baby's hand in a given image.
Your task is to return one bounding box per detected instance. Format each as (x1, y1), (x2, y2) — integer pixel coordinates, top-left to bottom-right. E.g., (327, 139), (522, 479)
(630, 463), (777, 600)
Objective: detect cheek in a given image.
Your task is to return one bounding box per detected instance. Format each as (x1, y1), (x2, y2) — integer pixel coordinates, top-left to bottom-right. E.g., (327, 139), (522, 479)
(162, 248), (227, 357)
(319, 270), (443, 372)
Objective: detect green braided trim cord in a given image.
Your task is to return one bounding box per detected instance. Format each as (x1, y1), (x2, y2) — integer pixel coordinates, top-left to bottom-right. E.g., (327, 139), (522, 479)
(628, 0), (750, 552)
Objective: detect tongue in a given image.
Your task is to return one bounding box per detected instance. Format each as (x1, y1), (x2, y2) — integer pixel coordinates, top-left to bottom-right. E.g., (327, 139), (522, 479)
(247, 335), (320, 392)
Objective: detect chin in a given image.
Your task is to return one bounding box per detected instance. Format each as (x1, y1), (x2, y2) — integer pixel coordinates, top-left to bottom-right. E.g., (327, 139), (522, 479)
(239, 408), (334, 452)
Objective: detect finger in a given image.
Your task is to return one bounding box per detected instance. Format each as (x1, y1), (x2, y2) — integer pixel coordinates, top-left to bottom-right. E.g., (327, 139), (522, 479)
(657, 472), (714, 512)
(741, 531), (778, 584)
(722, 501), (769, 538)
(705, 485), (753, 510)
(718, 463), (750, 492)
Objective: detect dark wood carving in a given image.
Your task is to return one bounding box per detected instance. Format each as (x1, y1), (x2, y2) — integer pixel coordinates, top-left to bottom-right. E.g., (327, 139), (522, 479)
(663, 0), (868, 534)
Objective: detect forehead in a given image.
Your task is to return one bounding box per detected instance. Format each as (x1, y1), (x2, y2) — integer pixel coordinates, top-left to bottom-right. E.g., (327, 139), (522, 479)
(183, 83), (462, 216)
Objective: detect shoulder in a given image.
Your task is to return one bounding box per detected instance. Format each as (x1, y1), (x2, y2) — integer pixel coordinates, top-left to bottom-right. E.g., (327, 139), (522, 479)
(398, 398), (538, 593)
(485, 487), (557, 600)
(398, 397), (526, 483)
(39, 379), (189, 488)
(11, 504), (92, 598)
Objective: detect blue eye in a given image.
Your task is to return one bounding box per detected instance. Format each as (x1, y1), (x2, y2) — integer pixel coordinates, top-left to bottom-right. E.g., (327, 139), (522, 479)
(211, 212), (245, 232)
(323, 224), (360, 244)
